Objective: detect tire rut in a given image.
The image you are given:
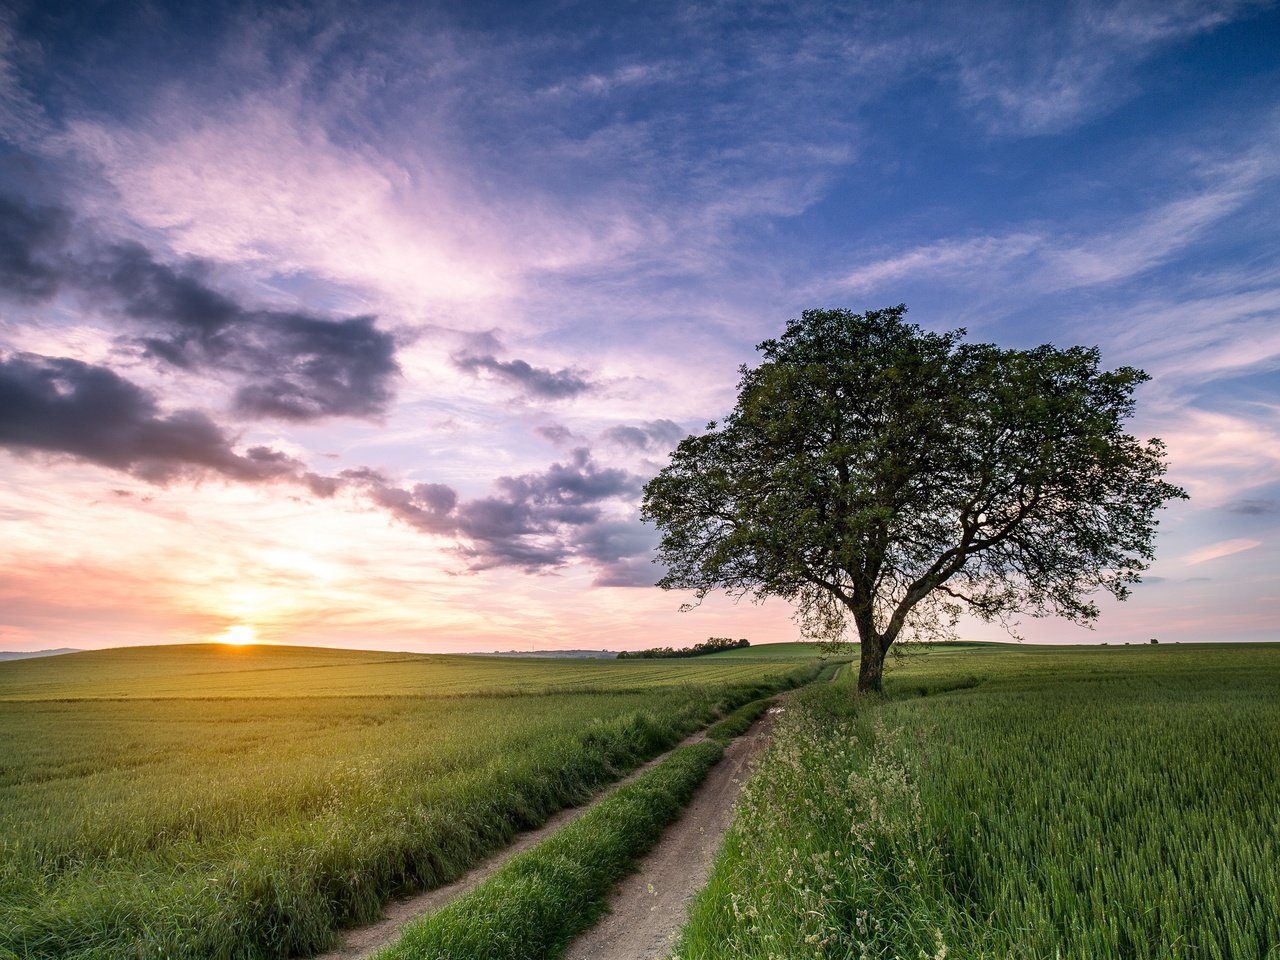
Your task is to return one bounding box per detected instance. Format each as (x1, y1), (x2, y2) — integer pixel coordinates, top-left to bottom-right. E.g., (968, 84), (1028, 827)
(305, 730), (710, 960)
(562, 706), (783, 960)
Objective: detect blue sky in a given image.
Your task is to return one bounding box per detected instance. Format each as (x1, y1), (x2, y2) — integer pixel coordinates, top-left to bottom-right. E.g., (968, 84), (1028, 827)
(1, 0), (1277, 651)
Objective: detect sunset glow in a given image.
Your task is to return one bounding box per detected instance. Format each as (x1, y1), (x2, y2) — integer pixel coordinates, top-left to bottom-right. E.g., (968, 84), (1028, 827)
(217, 626), (257, 647)
(0, 2), (1277, 654)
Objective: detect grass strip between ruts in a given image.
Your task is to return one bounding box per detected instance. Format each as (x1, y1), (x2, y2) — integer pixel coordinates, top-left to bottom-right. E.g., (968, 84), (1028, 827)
(373, 739), (725, 960)
(705, 696), (774, 744)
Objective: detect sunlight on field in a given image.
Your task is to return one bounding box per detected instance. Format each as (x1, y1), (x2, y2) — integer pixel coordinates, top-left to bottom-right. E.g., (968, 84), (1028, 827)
(0, 643), (823, 959)
(0, 642), (827, 701)
(216, 624), (256, 645)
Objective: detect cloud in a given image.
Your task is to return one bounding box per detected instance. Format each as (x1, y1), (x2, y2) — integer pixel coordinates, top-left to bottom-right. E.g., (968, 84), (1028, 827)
(345, 447), (647, 575)
(57, 90), (655, 314)
(1225, 499), (1276, 515)
(949, 0), (1264, 134)
(0, 190), (400, 422)
(539, 62), (676, 99)
(1039, 164), (1266, 287)
(1182, 538), (1263, 566)
(453, 352), (593, 400)
(534, 423), (576, 446)
(1098, 285), (1280, 384)
(839, 234), (1039, 292)
(0, 194), (70, 300)
(0, 17), (50, 142)
(600, 419), (685, 452)
(571, 519), (662, 587)
(0, 353), (309, 484)
(1159, 407), (1280, 504)
(838, 132), (1280, 297)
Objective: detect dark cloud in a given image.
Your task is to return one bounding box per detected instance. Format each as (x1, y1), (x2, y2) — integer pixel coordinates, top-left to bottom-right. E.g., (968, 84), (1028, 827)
(0, 191), (399, 422)
(572, 519), (662, 587)
(344, 447), (649, 575)
(0, 195), (70, 301)
(97, 242), (400, 422)
(509, 447), (635, 505)
(601, 418), (684, 451)
(301, 473), (342, 498)
(88, 240), (238, 334)
(1225, 499), (1276, 515)
(454, 352), (592, 399)
(224, 313), (397, 421)
(0, 353), (307, 484)
(535, 423), (575, 446)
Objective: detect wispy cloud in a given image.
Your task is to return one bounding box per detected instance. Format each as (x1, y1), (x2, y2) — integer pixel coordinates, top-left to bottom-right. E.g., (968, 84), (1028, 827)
(1040, 148), (1275, 287)
(839, 234), (1040, 292)
(538, 62), (677, 99)
(1182, 537), (1263, 565)
(1100, 286), (1280, 383)
(839, 129), (1280, 297)
(1159, 408), (1280, 504)
(950, 0), (1268, 134)
(60, 101), (514, 308)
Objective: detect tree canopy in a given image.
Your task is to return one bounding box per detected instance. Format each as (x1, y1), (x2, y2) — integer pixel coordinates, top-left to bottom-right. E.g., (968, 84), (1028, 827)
(641, 306), (1187, 693)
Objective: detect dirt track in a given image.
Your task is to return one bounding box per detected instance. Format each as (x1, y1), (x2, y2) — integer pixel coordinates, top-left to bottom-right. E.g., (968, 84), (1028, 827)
(308, 731), (710, 960)
(562, 707), (780, 960)
(308, 707), (781, 960)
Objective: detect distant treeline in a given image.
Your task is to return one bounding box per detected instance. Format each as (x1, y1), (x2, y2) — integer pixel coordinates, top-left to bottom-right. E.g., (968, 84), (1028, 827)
(617, 637), (750, 660)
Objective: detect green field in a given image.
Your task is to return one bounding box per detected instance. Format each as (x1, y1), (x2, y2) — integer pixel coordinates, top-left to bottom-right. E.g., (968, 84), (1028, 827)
(0, 642), (825, 700)
(12, 640), (1275, 960)
(0, 642), (822, 960)
(676, 642), (1280, 959)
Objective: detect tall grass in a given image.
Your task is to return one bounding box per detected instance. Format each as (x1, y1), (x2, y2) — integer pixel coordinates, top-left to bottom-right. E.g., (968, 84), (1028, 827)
(0, 645), (821, 959)
(675, 644), (1280, 959)
(376, 741), (725, 960)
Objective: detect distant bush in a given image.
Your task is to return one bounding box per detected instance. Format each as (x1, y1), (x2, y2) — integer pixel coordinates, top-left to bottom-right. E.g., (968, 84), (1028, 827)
(617, 637), (750, 660)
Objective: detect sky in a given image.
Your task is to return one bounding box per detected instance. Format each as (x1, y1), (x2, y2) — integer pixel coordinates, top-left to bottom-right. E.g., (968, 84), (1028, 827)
(1, 0), (1277, 653)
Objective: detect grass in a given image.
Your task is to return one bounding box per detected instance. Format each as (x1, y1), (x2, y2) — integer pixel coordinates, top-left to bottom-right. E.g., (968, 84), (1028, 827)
(0, 642), (824, 700)
(375, 740), (726, 960)
(673, 642), (1280, 960)
(705, 696), (776, 744)
(0, 643), (822, 960)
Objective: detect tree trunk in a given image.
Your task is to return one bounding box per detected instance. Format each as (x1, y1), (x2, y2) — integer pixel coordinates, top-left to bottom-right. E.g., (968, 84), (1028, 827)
(857, 635), (886, 694)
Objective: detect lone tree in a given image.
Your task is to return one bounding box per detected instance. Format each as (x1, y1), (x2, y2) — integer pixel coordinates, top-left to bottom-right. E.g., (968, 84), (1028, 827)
(641, 306), (1187, 693)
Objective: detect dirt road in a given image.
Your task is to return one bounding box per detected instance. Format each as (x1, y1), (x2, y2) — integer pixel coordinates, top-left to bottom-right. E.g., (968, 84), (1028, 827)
(308, 732), (710, 960)
(562, 707), (780, 960)
(309, 707), (781, 960)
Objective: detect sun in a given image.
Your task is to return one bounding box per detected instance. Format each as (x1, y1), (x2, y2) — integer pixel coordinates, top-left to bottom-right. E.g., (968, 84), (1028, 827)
(217, 625), (257, 646)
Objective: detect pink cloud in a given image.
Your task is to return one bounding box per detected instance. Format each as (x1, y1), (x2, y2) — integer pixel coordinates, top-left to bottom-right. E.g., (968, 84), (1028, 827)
(1182, 538), (1263, 565)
